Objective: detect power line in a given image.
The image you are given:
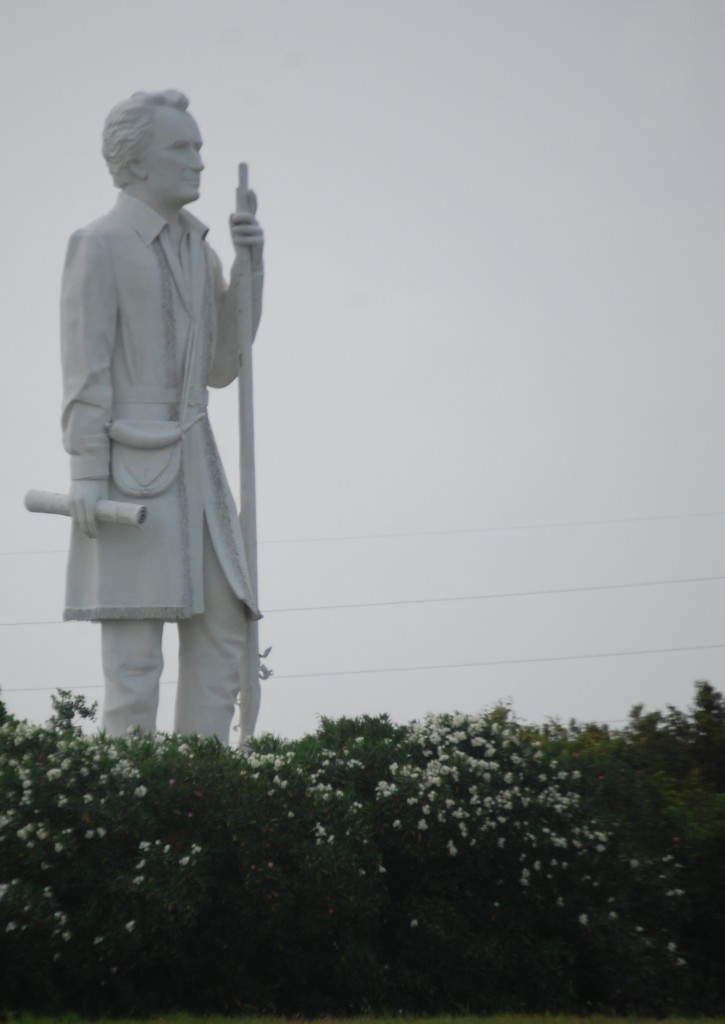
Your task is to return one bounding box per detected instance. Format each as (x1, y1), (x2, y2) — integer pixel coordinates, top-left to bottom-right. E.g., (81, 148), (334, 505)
(1, 574), (722, 628)
(3, 643), (723, 693)
(266, 575), (725, 614)
(272, 644), (725, 680)
(0, 549), (68, 557)
(0, 620), (63, 628)
(2, 509), (723, 556)
(259, 511), (725, 544)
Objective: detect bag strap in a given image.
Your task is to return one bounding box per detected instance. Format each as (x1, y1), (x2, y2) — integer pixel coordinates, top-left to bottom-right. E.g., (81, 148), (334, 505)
(178, 321), (196, 426)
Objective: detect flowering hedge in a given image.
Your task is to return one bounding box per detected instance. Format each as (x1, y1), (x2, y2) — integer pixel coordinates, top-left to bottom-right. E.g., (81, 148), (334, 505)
(0, 689), (718, 1015)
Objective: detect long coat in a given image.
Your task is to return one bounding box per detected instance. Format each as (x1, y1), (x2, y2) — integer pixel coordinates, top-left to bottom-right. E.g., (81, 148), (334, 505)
(61, 192), (262, 621)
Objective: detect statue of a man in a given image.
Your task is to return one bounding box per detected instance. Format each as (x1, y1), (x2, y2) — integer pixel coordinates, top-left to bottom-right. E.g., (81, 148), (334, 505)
(60, 90), (264, 743)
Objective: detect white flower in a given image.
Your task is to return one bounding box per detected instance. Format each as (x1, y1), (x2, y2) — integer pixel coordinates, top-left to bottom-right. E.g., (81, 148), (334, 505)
(578, 913), (588, 926)
(179, 855), (190, 866)
(125, 920), (136, 932)
(447, 840), (458, 857)
(417, 819), (428, 831)
(134, 786), (147, 798)
(410, 919), (419, 928)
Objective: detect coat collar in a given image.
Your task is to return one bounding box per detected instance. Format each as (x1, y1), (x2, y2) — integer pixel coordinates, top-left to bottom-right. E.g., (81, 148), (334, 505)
(113, 191), (209, 245)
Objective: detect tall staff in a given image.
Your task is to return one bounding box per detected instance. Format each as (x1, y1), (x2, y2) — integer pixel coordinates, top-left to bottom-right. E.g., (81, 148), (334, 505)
(235, 163), (260, 742)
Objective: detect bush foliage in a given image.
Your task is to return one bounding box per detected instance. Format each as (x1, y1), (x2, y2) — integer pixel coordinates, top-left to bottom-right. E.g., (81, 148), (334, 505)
(0, 683), (723, 1015)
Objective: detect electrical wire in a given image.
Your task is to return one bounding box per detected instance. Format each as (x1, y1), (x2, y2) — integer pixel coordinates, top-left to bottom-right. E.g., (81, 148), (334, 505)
(2, 509), (723, 556)
(271, 644), (725, 680)
(266, 575), (725, 613)
(0, 574), (722, 627)
(258, 511), (725, 545)
(3, 642), (723, 693)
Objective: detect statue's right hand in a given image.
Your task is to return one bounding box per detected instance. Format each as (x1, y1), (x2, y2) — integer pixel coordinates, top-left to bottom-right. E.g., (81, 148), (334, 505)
(69, 479), (108, 539)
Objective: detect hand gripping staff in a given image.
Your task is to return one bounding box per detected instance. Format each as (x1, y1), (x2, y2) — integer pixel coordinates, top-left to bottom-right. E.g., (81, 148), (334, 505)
(235, 163), (261, 743)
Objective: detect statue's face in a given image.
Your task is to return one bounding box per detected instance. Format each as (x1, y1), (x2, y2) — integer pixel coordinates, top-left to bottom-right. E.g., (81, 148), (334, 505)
(135, 106), (204, 209)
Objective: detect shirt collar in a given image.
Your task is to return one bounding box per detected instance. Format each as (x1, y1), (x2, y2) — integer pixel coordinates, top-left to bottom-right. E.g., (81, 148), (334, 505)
(113, 191), (210, 245)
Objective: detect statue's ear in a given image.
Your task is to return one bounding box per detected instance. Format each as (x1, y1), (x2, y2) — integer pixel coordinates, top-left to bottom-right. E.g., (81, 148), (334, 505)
(127, 160), (147, 181)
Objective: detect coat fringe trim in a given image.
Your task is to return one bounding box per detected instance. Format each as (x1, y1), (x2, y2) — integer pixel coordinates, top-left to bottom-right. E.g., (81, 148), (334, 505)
(64, 606), (192, 622)
(63, 601), (260, 623)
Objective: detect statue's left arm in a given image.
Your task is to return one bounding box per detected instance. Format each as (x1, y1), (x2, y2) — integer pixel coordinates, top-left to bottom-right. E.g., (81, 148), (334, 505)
(208, 210), (264, 387)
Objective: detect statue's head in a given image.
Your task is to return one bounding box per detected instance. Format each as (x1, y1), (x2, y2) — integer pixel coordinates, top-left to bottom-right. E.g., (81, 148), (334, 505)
(102, 90), (203, 211)
(102, 90), (193, 188)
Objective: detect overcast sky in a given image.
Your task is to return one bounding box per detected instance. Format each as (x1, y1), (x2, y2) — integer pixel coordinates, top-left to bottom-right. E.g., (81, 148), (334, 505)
(1, 0), (723, 740)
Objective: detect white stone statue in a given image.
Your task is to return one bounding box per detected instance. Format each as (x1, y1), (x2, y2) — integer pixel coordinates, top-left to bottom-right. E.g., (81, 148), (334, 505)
(59, 90), (264, 744)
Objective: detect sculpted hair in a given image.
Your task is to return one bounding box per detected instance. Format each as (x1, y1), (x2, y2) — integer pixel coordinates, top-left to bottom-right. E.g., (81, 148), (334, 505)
(102, 90), (190, 188)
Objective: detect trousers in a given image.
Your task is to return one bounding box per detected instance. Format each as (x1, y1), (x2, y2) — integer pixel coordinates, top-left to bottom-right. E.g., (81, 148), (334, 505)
(100, 526), (248, 743)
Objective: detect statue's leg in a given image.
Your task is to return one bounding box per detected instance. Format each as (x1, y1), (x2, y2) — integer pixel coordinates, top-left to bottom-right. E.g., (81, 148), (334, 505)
(101, 620), (164, 736)
(175, 527), (247, 743)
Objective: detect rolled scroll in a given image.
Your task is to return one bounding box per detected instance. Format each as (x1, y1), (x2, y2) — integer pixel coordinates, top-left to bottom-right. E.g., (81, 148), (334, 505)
(24, 490), (148, 527)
